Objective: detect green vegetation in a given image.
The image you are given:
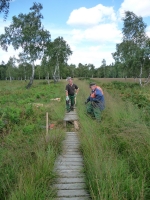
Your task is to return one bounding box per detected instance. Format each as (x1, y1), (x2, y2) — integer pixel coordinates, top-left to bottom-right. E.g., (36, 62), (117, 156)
(1, 79), (150, 200)
(77, 79), (150, 200)
(101, 81), (150, 127)
(0, 80), (66, 199)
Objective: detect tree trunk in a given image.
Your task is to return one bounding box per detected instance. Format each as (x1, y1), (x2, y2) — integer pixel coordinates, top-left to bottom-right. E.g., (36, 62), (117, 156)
(24, 66), (26, 81)
(26, 62), (35, 89)
(144, 72), (150, 85)
(47, 72), (50, 84)
(139, 65), (142, 86)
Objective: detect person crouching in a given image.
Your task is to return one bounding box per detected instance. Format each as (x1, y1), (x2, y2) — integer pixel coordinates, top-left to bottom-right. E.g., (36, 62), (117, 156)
(85, 83), (105, 122)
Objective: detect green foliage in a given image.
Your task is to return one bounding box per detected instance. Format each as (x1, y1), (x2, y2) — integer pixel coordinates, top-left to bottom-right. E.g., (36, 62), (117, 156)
(0, 0), (11, 19)
(0, 119), (5, 131)
(0, 2), (51, 87)
(76, 79), (150, 199)
(113, 11), (150, 80)
(4, 107), (21, 124)
(0, 80), (66, 199)
(22, 124), (36, 135)
(78, 77), (90, 80)
(102, 80), (150, 128)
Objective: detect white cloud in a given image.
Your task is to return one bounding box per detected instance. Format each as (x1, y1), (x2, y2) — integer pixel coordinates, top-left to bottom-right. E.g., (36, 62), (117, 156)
(68, 45), (115, 67)
(67, 4), (117, 27)
(65, 4), (121, 67)
(83, 23), (122, 43)
(69, 23), (122, 44)
(0, 46), (20, 64)
(119, 0), (150, 17)
(0, 18), (11, 34)
(71, 29), (84, 41)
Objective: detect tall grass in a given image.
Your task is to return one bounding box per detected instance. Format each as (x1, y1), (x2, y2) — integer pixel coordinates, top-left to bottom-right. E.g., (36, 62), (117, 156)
(77, 79), (150, 199)
(1, 79), (150, 199)
(0, 80), (66, 200)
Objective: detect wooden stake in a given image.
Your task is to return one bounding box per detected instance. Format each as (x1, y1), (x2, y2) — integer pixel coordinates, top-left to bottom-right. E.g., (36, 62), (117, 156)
(46, 112), (48, 135)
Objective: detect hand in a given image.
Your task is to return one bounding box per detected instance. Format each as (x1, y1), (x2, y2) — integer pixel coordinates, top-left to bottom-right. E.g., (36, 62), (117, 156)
(66, 96), (69, 101)
(90, 97), (93, 101)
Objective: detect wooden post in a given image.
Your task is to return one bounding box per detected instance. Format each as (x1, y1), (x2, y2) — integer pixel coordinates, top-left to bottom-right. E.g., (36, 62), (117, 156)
(46, 112), (48, 135)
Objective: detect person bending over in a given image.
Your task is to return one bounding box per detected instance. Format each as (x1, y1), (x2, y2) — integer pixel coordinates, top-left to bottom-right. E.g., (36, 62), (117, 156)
(85, 83), (105, 121)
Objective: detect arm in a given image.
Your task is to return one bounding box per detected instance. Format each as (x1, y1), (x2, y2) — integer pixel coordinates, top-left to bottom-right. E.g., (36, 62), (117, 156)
(75, 88), (79, 95)
(65, 85), (69, 101)
(65, 85), (69, 97)
(66, 90), (68, 96)
(75, 85), (79, 95)
(91, 90), (103, 102)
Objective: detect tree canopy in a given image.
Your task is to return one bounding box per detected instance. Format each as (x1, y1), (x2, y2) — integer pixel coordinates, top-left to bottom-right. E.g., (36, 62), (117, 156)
(0, 2), (51, 88)
(112, 11), (150, 84)
(0, 0), (12, 19)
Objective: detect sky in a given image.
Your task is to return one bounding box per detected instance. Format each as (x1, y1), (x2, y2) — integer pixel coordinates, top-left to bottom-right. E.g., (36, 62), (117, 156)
(0, 0), (150, 68)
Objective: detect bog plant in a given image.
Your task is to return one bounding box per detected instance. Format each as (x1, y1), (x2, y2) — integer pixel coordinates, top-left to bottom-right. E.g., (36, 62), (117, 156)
(0, 80), (66, 199)
(1, 78), (150, 199)
(76, 79), (150, 199)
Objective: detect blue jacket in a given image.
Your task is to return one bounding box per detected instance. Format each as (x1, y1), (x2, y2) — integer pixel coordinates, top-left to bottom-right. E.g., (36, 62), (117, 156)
(87, 87), (105, 110)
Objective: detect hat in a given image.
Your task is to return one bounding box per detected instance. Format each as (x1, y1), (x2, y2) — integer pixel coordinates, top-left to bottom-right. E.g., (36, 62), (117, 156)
(66, 77), (72, 81)
(89, 82), (96, 87)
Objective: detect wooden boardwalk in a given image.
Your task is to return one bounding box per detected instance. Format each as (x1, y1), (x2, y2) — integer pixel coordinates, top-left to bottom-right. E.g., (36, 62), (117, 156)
(63, 110), (78, 127)
(54, 110), (90, 199)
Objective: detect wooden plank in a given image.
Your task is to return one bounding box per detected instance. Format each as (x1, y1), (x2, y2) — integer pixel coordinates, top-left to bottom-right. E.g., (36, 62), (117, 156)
(54, 130), (90, 199)
(56, 161), (83, 166)
(57, 171), (85, 178)
(56, 197), (90, 200)
(55, 165), (82, 170)
(57, 158), (83, 163)
(55, 183), (86, 190)
(57, 189), (89, 197)
(61, 154), (82, 158)
(55, 169), (82, 174)
(57, 177), (86, 184)
(64, 115), (78, 121)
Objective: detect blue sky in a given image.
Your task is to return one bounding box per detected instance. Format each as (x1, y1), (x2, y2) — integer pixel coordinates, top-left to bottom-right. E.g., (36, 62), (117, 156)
(0, 0), (150, 67)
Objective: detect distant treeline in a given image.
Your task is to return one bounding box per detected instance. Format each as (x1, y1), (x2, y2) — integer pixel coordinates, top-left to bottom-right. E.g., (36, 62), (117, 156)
(0, 61), (149, 81)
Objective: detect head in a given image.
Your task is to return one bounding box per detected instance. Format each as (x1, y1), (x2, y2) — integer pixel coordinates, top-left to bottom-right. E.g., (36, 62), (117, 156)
(67, 77), (73, 85)
(89, 83), (96, 90)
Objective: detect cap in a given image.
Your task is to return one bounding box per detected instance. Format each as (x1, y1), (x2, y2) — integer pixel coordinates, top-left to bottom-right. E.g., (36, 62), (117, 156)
(89, 82), (96, 87)
(66, 77), (72, 81)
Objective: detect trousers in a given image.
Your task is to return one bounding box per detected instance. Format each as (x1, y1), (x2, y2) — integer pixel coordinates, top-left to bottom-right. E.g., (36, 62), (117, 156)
(86, 102), (101, 121)
(66, 95), (75, 111)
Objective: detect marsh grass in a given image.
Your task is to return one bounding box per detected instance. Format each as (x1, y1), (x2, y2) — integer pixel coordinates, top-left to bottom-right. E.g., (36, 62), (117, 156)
(1, 79), (150, 199)
(76, 80), (150, 200)
(0, 80), (66, 199)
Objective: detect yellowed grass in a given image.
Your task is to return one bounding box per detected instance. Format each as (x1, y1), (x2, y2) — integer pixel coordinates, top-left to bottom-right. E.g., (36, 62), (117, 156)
(92, 77), (146, 83)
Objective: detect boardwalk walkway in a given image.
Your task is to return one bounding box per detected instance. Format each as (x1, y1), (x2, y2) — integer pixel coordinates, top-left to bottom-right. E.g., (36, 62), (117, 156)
(54, 110), (90, 200)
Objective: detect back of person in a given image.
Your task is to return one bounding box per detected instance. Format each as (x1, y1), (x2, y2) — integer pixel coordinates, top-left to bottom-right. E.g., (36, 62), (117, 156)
(96, 86), (103, 95)
(90, 85), (105, 110)
(85, 82), (105, 122)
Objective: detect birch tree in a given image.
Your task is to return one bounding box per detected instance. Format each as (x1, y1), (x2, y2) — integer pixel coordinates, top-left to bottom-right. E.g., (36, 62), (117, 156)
(0, 2), (51, 88)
